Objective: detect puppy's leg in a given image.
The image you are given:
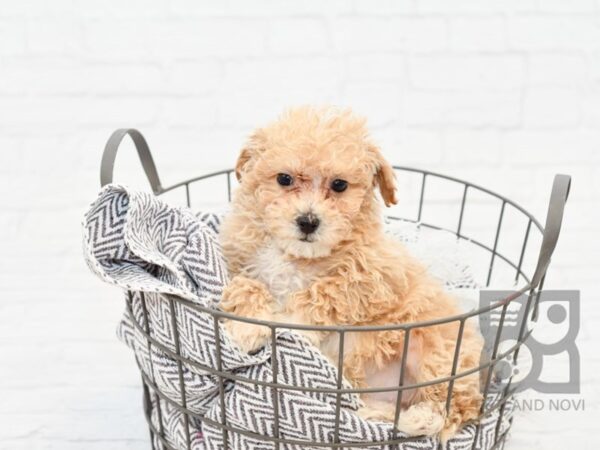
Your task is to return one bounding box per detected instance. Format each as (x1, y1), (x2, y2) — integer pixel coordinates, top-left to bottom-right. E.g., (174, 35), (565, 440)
(220, 275), (275, 353)
(408, 328), (482, 441)
(354, 332), (445, 436)
(437, 332), (483, 441)
(290, 277), (451, 437)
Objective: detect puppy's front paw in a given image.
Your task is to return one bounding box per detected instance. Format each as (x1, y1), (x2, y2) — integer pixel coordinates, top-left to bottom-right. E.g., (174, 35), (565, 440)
(220, 275), (275, 353)
(221, 276), (273, 312)
(224, 319), (272, 354)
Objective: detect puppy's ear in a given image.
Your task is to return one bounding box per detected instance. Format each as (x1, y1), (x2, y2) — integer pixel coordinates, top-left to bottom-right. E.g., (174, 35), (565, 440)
(235, 131), (265, 182)
(369, 144), (397, 207)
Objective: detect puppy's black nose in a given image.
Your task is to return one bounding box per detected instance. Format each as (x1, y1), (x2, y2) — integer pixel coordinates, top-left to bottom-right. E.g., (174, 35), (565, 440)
(296, 214), (320, 235)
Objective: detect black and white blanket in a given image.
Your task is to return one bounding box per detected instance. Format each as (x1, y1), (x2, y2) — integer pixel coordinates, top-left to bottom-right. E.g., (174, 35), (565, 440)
(83, 184), (513, 450)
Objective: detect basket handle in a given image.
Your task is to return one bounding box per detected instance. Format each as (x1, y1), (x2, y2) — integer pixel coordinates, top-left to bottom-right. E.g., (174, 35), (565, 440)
(100, 128), (163, 194)
(530, 174), (571, 289)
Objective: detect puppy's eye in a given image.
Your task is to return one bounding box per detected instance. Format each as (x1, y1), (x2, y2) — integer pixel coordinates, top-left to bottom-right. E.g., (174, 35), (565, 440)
(277, 173), (294, 187)
(331, 179), (348, 193)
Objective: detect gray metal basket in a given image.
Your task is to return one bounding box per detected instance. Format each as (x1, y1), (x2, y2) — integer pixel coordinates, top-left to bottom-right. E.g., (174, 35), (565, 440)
(101, 129), (571, 450)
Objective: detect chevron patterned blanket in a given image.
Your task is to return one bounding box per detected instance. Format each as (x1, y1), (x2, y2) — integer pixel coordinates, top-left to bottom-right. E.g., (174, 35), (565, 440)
(83, 184), (514, 450)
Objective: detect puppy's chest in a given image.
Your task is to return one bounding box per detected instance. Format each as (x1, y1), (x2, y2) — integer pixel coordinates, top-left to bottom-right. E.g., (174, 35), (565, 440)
(248, 244), (318, 308)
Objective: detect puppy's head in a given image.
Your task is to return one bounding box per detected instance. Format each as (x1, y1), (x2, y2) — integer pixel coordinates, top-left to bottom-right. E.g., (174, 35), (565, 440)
(235, 106), (397, 259)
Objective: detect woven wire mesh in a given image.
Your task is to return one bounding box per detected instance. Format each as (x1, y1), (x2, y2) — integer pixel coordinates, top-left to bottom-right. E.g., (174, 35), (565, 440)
(101, 129), (569, 450)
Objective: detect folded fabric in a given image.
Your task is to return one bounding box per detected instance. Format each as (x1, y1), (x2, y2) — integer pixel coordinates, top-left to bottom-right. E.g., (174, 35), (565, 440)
(82, 184), (513, 450)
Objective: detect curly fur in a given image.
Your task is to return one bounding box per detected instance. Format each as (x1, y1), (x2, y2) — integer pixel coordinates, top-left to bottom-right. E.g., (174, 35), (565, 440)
(219, 106), (483, 440)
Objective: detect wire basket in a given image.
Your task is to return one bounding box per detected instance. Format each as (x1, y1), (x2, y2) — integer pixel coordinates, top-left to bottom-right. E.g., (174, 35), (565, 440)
(100, 129), (571, 450)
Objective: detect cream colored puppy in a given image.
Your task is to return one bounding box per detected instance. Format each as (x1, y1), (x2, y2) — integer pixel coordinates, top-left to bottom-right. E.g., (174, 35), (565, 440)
(219, 106), (483, 440)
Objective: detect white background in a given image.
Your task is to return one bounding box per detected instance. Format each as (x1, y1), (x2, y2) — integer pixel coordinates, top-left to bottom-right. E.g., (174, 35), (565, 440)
(0, 0), (598, 449)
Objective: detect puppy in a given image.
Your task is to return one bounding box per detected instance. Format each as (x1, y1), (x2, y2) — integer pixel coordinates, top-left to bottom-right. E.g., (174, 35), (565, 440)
(219, 106), (483, 440)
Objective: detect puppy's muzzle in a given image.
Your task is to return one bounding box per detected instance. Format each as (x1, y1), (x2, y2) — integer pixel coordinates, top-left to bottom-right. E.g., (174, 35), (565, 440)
(296, 213), (320, 235)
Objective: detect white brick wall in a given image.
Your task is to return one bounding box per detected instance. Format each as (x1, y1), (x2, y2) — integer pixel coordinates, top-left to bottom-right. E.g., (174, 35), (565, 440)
(0, 1), (598, 449)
